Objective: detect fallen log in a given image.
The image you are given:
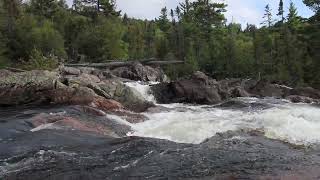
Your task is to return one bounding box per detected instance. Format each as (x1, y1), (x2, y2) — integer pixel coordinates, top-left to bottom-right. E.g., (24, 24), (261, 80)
(144, 61), (184, 66)
(65, 60), (184, 69)
(5, 67), (26, 72)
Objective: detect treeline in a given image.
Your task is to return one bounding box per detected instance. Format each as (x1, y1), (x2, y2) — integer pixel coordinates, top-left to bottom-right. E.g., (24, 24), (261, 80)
(0, 0), (319, 88)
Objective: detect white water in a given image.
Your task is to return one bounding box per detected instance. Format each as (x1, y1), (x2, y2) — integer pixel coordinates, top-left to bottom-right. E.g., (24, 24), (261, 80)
(123, 82), (320, 145)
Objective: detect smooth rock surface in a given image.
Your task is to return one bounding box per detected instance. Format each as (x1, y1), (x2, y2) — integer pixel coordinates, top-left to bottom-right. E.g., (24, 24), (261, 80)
(1, 130), (320, 180)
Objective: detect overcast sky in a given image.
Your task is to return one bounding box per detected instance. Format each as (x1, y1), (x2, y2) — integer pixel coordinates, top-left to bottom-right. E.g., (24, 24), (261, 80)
(66, 0), (313, 25)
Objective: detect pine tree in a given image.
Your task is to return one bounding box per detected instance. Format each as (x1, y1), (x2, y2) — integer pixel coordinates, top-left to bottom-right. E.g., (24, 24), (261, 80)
(303, 0), (320, 13)
(277, 0), (285, 23)
(261, 4), (274, 27)
(287, 1), (300, 30)
(158, 7), (170, 32)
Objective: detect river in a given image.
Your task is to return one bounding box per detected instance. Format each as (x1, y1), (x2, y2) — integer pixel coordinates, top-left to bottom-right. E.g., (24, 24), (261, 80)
(125, 82), (320, 145)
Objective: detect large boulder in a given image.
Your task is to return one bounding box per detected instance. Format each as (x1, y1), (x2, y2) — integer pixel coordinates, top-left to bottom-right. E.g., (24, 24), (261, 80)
(247, 80), (292, 98)
(152, 72), (222, 104)
(289, 87), (320, 99)
(0, 70), (58, 106)
(50, 85), (97, 105)
(112, 62), (168, 82)
(217, 78), (252, 99)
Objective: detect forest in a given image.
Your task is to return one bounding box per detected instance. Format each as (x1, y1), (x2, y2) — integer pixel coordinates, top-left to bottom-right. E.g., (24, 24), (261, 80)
(0, 0), (319, 88)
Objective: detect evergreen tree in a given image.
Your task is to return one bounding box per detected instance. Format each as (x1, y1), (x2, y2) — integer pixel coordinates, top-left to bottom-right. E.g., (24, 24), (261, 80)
(261, 4), (274, 27)
(277, 0), (285, 23)
(303, 0), (320, 13)
(287, 1), (301, 30)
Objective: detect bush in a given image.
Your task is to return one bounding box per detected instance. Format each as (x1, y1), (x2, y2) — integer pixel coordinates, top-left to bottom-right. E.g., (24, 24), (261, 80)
(22, 49), (58, 70)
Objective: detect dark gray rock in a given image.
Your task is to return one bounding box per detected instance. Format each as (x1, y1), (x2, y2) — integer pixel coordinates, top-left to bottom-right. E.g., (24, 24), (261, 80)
(289, 87), (320, 99)
(247, 80), (291, 98)
(1, 130), (320, 180)
(286, 95), (317, 104)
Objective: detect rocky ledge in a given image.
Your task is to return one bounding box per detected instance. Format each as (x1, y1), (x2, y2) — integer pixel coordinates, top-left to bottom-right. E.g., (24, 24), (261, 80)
(151, 71), (320, 104)
(0, 62), (167, 113)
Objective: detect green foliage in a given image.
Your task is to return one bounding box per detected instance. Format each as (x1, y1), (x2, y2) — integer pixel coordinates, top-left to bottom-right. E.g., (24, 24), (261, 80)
(0, 0), (318, 89)
(22, 49), (59, 70)
(13, 15), (66, 61)
(74, 16), (128, 62)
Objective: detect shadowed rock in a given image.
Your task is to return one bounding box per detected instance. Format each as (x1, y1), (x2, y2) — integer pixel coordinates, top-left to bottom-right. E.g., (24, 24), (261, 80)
(1, 130), (320, 179)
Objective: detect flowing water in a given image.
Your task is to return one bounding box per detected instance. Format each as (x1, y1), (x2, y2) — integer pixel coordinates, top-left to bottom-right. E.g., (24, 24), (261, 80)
(124, 82), (320, 145)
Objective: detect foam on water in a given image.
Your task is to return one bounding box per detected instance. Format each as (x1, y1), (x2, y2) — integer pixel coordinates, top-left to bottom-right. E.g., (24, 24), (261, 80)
(124, 81), (158, 103)
(125, 82), (320, 145)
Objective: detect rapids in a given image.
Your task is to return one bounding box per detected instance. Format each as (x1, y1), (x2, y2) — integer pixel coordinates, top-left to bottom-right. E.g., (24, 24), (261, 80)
(124, 82), (320, 145)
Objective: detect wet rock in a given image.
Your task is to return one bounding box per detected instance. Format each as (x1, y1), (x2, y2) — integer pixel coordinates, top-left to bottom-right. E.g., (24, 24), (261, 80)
(247, 80), (293, 98)
(2, 130), (320, 179)
(217, 99), (273, 111)
(30, 114), (115, 136)
(230, 86), (250, 98)
(174, 79), (221, 104)
(146, 105), (172, 113)
(286, 95), (315, 103)
(152, 72), (222, 104)
(114, 83), (154, 112)
(98, 79), (121, 98)
(74, 106), (107, 116)
(109, 110), (148, 123)
(150, 82), (175, 104)
(289, 87), (320, 99)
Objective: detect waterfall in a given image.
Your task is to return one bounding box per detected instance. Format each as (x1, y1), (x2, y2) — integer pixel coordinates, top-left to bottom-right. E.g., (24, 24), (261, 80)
(124, 81), (158, 103)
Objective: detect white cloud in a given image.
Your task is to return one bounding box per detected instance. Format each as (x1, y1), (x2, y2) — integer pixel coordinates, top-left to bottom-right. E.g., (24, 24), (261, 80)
(66, 0), (313, 26)
(116, 0), (265, 25)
